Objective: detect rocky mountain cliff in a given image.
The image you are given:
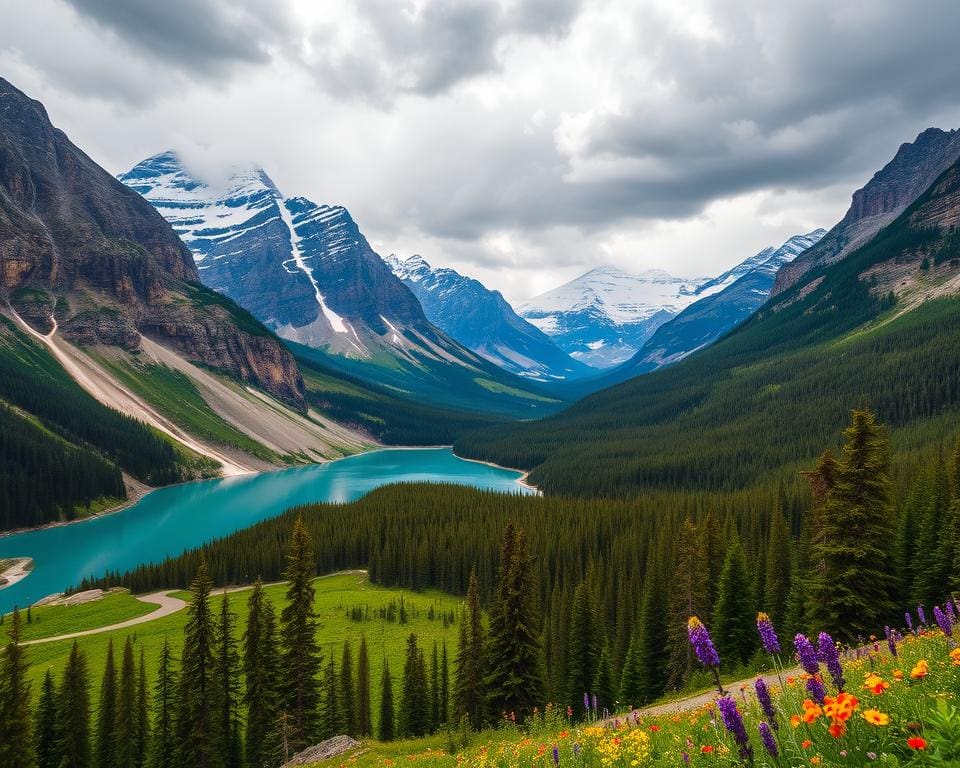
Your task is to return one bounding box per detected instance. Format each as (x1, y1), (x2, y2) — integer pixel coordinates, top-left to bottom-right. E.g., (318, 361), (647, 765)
(0, 78), (304, 407)
(385, 254), (590, 380)
(773, 127), (960, 296)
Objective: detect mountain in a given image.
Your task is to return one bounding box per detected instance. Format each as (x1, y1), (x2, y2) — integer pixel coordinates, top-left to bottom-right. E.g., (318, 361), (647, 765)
(609, 229), (826, 379)
(122, 153), (565, 417)
(456, 151), (960, 497)
(0, 78), (305, 408)
(773, 127), (960, 296)
(517, 266), (706, 368)
(385, 254), (591, 380)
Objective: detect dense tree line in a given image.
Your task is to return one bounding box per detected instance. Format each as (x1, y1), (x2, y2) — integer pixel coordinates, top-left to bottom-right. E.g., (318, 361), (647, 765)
(83, 411), (960, 714)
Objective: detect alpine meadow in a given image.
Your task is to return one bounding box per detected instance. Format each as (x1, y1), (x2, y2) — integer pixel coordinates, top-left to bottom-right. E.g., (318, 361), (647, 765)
(2, 3), (960, 768)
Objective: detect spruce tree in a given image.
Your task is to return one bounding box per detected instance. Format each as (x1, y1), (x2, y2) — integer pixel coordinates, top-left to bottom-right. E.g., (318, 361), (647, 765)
(58, 642), (92, 768)
(622, 567), (668, 706)
(762, 507), (792, 624)
(378, 663), (395, 742)
(96, 639), (118, 768)
(453, 570), (485, 729)
(215, 594), (242, 768)
(177, 560), (223, 768)
(666, 518), (710, 689)
(429, 641), (440, 731)
(567, 579), (600, 713)
(355, 638), (372, 737)
(279, 517), (322, 751)
(0, 609), (35, 767)
(399, 634), (430, 737)
(592, 645), (615, 715)
(484, 526), (546, 723)
(149, 639), (177, 768)
(712, 539), (757, 668)
(116, 638), (138, 768)
(243, 581), (281, 768)
(135, 650), (149, 768)
(36, 669), (61, 768)
(439, 641), (450, 727)
(320, 656), (343, 738)
(808, 410), (898, 639)
(340, 642), (356, 735)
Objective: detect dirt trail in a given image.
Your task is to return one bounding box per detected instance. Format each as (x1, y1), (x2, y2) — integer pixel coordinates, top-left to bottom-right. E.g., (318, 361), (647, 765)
(3, 306), (251, 475)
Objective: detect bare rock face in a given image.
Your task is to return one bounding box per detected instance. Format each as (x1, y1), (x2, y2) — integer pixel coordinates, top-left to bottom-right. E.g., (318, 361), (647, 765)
(772, 127), (960, 297)
(0, 77), (305, 408)
(281, 736), (361, 767)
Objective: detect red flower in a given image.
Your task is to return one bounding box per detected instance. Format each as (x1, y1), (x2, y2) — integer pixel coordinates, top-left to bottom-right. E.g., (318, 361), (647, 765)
(700, 745), (714, 754)
(907, 737), (927, 750)
(649, 725), (661, 732)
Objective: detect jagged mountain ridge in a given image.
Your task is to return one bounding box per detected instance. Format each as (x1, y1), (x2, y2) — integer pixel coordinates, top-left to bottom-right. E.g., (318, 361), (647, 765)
(0, 78), (305, 408)
(773, 127), (960, 296)
(517, 266), (707, 368)
(385, 254), (591, 380)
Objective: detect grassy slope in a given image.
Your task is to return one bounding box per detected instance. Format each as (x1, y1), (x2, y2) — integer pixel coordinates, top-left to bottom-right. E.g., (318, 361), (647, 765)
(22, 574), (460, 720)
(17, 591), (154, 641)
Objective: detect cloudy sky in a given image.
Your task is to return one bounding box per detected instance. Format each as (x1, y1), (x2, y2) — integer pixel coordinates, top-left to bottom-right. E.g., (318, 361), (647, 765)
(3, 0), (960, 302)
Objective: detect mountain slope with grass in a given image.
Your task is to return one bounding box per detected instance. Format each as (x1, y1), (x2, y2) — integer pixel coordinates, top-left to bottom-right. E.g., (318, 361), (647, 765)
(455, 155), (960, 497)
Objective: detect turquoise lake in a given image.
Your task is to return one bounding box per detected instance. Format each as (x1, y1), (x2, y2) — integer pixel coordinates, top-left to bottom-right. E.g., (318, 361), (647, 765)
(0, 448), (531, 613)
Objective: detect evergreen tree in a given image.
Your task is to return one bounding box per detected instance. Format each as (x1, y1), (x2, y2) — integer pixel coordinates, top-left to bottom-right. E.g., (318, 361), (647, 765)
(319, 656), (343, 738)
(429, 641), (440, 731)
(116, 638), (138, 768)
(439, 641), (450, 727)
(592, 645), (615, 715)
(36, 669), (61, 768)
(243, 581), (281, 768)
(454, 570), (485, 729)
(484, 526), (546, 723)
(0, 609), (35, 767)
(279, 517), (322, 752)
(378, 664), (395, 742)
(58, 642), (93, 768)
(340, 642), (356, 735)
(177, 561), (223, 768)
(762, 506), (792, 624)
(712, 539), (757, 668)
(215, 594), (242, 768)
(621, 568), (668, 706)
(808, 410), (898, 639)
(135, 650), (149, 768)
(149, 639), (177, 768)
(566, 579), (600, 715)
(96, 639), (117, 768)
(666, 518), (710, 689)
(355, 638), (372, 737)
(399, 634), (430, 737)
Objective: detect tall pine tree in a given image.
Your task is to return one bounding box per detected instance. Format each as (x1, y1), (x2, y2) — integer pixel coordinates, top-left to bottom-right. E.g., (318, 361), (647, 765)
(58, 642), (92, 768)
(116, 638), (138, 768)
(454, 570), (485, 729)
(149, 639), (177, 768)
(215, 594), (242, 768)
(355, 638), (372, 737)
(36, 669), (60, 768)
(712, 538), (757, 668)
(243, 581), (281, 768)
(96, 639), (117, 768)
(378, 663), (395, 742)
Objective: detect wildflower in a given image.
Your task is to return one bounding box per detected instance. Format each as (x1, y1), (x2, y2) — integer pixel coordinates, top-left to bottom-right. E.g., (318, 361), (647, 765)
(862, 709), (890, 726)
(823, 692), (858, 723)
(948, 600), (957, 624)
(802, 740), (812, 749)
(907, 737), (927, 750)
(794, 634), (820, 676)
(717, 695), (753, 762)
(918, 605), (926, 626)
(552, 746), (559, 766)
(687, 617), (721, 668)
(884, 626), (897, 657)
(950, 648), (960, 666)
(758, 722), (778, 758)
(905, 612), (914, 634)
(910, 660), (929, 679)
(802, 699), (823, 724)
(756, 612), (781, 654)
(828, 722), (846, 738)
(567, 706), (573, 719)
(817, 632), (846, 691)
(806, 675), (826, 705)
(893, 670), (904, 680)
(863, 673), (889, 695)
(866, 752), (877, 760)
(572, 743), (580, 758)
(934, 605), (953, 637)
(810, 758), (821, 766)
(648, 725), (660, 733)
(700, 745), (714, 754)
(754, 678), (777, 729)
(583, 692), (590, 712)
(790, 715), (802, 728)
(592, 694), (598, 713)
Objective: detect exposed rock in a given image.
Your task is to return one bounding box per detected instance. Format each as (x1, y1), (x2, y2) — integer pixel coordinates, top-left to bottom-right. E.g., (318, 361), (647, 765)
(0, 77), (306, 409)
(281, 736), (361, 767)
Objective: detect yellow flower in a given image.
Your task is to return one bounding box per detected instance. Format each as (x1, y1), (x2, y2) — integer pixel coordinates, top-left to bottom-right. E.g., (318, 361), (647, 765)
(862, 709), (890, 726)
(910, 660), (929, 679)
(950, 648), (960, 666)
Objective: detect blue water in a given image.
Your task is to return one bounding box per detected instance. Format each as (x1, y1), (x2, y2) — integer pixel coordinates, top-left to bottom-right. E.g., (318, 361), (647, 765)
(0, 448), (531, 613)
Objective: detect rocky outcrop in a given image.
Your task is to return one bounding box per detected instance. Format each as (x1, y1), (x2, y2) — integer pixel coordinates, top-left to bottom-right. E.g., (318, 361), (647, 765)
(281, 736), (360, 767)
(772, 127), (960, 296)
(0, 77), (305, 408)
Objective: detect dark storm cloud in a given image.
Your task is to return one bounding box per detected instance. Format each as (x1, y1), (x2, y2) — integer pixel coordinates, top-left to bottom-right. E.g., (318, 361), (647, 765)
(62, 0), (293, 77)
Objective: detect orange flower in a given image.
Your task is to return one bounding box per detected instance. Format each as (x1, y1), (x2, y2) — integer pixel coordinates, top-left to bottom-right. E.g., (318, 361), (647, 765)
(950, 648), (960, 666)
(790, 715), (802, 728)
(649, 725), (661, 732)
(810, 758), (822, 766)
(910, 660), (929, 679)
(803, 707), (822, 724)
(828, 722), (846, 738)
(700, 745), (714, 754)
(862, 709), (890, 726)
(907, 737), (927, 750)
(863, 674), (889, 695)
(893, 670), (904, 680)
(802, 740), (812, 749)
(558, 731), (569, 740)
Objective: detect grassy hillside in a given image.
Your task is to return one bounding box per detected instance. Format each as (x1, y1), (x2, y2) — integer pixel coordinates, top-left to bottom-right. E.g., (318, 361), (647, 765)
(455, 160), (960, 498)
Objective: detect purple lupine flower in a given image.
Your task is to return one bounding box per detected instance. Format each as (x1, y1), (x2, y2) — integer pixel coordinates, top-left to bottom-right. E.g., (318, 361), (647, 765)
(817, 632), (846, 691)
(682, 752), (690, 765)
(934, 605), (953, 637)
(592, 694), (598, 712)
(552, 746), (559, 766)
(905, 611), (914, 634)
(688, 617), (721, 668)
(918, 605), (927, 626)
(947, 601), (957, 624)
(717, 695), (753, 762)
(758, 722), (778, 759)
(583, 692), (589, 712)
(754, 677), (777, 729)
(805, 675), (826, 705)
(794, 633), (820, 676)
(884, 626), (897, 657)
(573, 743), (580, 758)
(756, 612), (781, 655)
